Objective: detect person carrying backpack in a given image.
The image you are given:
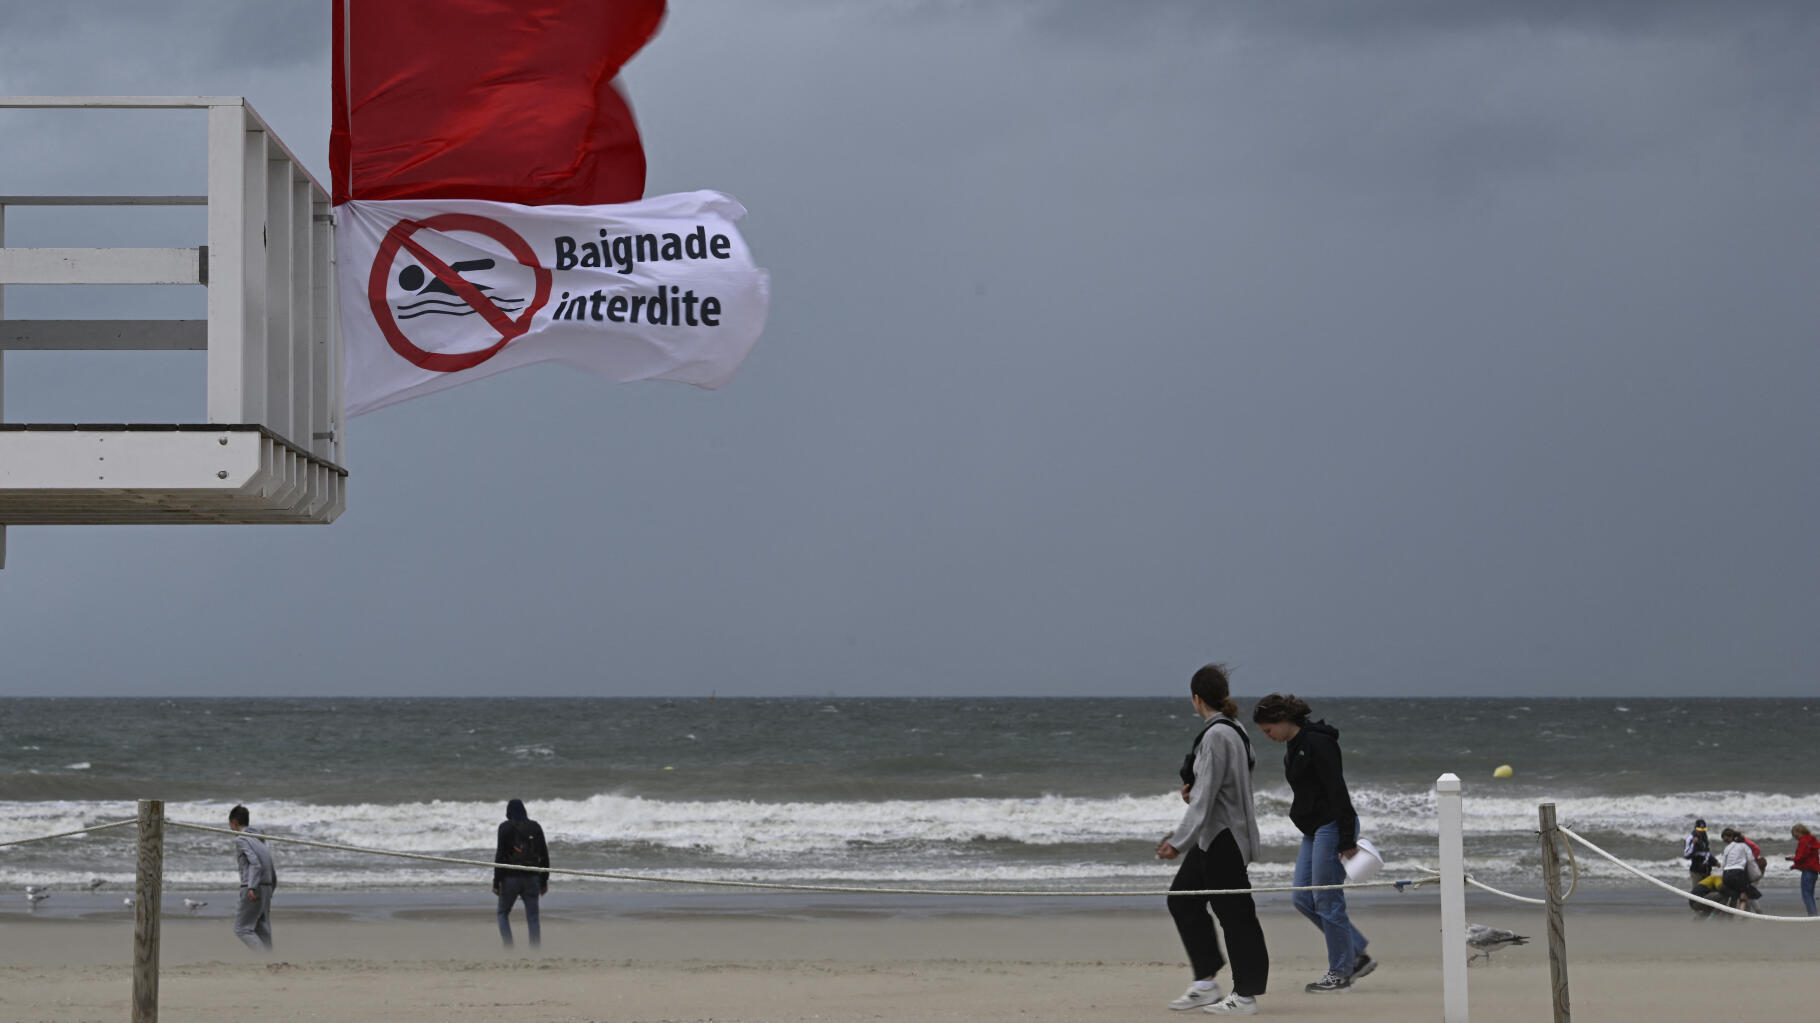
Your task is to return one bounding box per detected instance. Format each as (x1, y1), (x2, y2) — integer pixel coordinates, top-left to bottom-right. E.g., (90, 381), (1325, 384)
(1156, 663), (1269, 1016)
(493, 798), (550, 948)
(1684, 819), (1716, 879)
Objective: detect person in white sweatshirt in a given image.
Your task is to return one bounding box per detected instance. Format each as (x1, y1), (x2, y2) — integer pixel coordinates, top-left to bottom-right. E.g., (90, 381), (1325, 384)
(1718, 827), (1762, 912)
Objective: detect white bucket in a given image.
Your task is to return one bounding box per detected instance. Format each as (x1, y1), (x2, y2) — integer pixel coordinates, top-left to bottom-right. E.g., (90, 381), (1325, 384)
(1343, 837), (1384, 884)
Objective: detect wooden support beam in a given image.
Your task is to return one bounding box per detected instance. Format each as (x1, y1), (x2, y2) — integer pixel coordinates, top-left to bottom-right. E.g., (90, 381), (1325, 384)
(133, 798), (165, 1023)
(0, 320), (206, 350)
(1539, 803), (1571, 1023)
(0, 247), (204, 285)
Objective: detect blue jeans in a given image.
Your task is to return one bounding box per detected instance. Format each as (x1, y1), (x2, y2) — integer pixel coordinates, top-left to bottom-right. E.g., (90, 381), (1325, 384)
(496, 874), (541, 947)
(1293, 819), (1367, 977)
(1801, 870), (1817, 917)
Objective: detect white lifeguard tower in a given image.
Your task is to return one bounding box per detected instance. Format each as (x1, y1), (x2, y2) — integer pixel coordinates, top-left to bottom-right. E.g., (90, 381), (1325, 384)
(0, 98), (345, 568)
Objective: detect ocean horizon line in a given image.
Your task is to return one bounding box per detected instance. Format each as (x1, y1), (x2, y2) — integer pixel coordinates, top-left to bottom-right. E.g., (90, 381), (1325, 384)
(1, 693), (1805, 702)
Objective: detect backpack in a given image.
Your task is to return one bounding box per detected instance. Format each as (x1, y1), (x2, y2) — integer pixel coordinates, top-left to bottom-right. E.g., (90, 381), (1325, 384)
(1179, 717), (1256, 790)
(507, 821), (542, 868)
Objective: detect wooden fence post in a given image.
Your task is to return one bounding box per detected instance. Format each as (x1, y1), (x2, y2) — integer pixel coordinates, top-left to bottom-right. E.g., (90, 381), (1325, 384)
(1538, 803), (1570, 1023)
(133, 798), (164, 1023)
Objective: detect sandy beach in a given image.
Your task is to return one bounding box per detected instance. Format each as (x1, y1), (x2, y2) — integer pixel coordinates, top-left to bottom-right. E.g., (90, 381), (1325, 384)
(1, 902), (1812, 1022)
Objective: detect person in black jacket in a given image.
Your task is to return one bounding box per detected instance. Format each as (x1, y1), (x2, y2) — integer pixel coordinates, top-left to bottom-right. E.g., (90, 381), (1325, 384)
(493, 798), (550, 948)
(1253, 694), (1372, 994)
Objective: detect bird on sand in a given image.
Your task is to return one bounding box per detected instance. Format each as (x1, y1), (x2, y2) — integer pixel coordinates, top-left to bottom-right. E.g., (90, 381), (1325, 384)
(23, 885), (42, 895)
(1466, 923), (1530, 962)
(122, 897), (135, 908)
(87, 878), (106, 890)
(182, 898), (208, 913)
(25, 892), (50, 907)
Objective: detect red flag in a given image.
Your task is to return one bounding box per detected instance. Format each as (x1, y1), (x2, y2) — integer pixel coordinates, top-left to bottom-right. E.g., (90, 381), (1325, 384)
(331, 0), (666, 206)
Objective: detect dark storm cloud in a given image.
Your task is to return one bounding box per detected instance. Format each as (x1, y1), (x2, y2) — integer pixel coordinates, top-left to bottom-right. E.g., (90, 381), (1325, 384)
(993, 0), (1819, 40)
(0, 1), (322, 74)
(1, 0), (1814, 697)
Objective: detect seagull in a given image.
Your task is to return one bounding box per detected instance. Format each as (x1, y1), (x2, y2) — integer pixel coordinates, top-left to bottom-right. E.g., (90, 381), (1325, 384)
(123, 897), (136, 907)
(1466, 923), (1530, 963)
(87, 878), (106, 891)
(25, 892), (50, 907)
(182, 898), (208, 914)
(23, 885), (42, 895)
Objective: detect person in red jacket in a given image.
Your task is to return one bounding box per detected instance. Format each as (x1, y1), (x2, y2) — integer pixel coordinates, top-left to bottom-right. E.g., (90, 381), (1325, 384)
(1788, 823), (1818, 917)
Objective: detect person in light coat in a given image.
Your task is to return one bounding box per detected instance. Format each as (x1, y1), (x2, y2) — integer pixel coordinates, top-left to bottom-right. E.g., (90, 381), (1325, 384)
(1156, 664), (1269, 1016)
(228, 804), (277, 951)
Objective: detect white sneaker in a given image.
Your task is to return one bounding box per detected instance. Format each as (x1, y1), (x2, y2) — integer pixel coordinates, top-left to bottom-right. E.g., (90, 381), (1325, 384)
(1169, 983), (1224, 1010)
(1204, 994), (1260, 1016)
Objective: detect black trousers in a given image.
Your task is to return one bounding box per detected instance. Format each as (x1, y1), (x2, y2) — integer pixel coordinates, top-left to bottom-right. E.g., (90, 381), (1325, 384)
(1721, 869), (1761, 902)
(1168, 828), (1270, 996)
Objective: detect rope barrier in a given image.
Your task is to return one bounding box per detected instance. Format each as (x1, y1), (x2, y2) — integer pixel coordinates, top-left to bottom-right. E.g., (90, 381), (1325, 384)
(0, 818), (137, 849)
(1556, 825), (1580, 903)
(1558, 826), (1820, 924)
(1412, 863), (1548, 905)
(162, 820), (1439, 899)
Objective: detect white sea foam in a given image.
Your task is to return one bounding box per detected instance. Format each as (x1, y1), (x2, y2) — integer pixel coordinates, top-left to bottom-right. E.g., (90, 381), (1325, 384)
(2, 786), (1812, 857)
(14, 852), (1804, 894)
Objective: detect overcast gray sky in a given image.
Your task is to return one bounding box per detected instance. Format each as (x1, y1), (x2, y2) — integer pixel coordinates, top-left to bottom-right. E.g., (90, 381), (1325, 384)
(1, 1), (1815, 697)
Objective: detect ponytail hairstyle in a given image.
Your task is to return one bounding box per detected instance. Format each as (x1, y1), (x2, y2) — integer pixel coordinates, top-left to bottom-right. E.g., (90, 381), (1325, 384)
(1190, 663), (1240, 718)
(1251, 693), (1312, 726)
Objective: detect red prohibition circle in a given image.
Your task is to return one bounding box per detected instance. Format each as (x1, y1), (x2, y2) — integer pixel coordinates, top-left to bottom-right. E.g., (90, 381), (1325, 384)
(367, 213), (554, 373)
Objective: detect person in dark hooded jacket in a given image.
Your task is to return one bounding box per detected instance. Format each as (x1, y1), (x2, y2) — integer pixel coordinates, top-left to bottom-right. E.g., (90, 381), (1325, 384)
(493, 798), (550, 948)
(1253, 694), (1372, 995)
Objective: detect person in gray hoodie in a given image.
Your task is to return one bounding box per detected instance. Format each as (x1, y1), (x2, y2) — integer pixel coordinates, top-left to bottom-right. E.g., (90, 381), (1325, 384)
(228, 804), (277, 951)
(1156, 664), (1269, 1016)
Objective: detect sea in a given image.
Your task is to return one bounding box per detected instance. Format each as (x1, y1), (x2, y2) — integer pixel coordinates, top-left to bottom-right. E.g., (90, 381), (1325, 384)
(2, 697), (1815, 915)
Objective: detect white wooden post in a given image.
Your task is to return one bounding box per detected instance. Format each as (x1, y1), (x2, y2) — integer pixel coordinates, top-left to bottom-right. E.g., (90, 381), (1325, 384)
(311, 200), (335, 462)
(1, 202), (8, 569)
(206, 103), (247, 424)
(1438, 773), (1469, 1023)
(263, 155), (292, 437)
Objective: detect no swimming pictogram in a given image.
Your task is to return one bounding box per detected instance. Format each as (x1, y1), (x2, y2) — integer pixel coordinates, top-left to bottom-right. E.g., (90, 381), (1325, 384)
(366, 214), (553, 373)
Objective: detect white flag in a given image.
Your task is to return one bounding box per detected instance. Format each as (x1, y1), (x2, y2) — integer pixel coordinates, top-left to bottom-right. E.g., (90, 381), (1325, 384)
(337, 191), (769, 416)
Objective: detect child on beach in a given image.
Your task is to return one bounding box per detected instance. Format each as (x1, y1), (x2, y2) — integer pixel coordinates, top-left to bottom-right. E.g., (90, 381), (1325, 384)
(1787, 824), (1818, 917)
(1157, 664), (1269, 1015)
(1252, 694), (1375, 994)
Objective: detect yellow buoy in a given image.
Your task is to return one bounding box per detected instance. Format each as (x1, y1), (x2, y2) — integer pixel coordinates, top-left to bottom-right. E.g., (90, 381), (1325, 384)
(1492, 764), (1514, 779)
